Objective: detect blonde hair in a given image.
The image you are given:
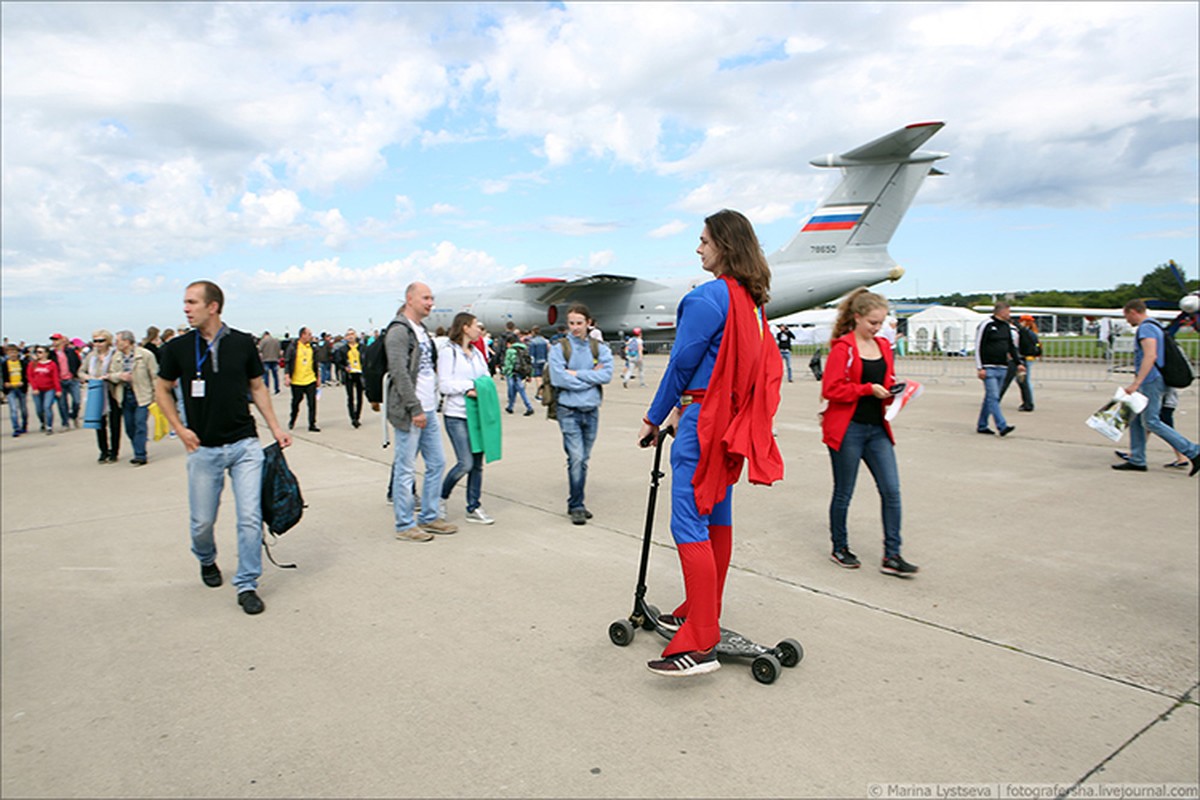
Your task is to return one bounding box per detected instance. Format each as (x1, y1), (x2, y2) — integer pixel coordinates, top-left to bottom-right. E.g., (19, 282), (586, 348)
(831, 288), (888, 340)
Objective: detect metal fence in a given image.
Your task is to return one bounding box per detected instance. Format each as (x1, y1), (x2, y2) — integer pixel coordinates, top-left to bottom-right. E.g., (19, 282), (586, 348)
(793, 336), (1200, 388)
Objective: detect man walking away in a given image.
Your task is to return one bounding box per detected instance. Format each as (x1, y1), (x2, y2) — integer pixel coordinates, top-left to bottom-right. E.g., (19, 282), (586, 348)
(502, 332), (535, 415)
(258, 331), (282, 394)
(156, 280), (293, 615)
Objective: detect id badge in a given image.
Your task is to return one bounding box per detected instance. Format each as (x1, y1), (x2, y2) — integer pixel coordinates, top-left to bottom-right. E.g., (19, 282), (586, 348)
(191, 379), (205, 398)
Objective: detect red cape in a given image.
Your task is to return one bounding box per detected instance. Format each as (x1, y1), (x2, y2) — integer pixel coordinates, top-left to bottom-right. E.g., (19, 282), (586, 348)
(691, 276), (785, 514)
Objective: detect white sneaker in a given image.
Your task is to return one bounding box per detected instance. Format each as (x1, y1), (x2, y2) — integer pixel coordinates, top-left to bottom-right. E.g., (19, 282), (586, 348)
(465, 507), (495, 525)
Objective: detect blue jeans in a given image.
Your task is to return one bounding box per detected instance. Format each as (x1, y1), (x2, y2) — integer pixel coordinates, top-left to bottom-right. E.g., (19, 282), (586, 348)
(557, 405), (598, 512)
(262, 362), (280, 393)
(780, 349), (793, 381)
(186, 437), (265, 592)
(121, 392), (149, 460)
(441, 415), (483, 512)
(828, 421), (903, 557)
(319, 362), (332, 384)
(392, 412), (446, 530)
(35, 390), (58, 430)
(977, 365), (1009, 432)
(56, 378), (81, 426)
(506, 375), (532, 411)
(1128, 375), (1200, 467)
(7, 388), (28, 433)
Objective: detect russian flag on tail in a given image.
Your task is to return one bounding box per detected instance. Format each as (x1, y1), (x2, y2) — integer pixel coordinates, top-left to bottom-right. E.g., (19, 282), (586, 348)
(802, 204), (868, 232)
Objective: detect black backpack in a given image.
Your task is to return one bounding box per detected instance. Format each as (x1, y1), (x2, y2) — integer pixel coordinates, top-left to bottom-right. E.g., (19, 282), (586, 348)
(513, 345), (533, 379)
(261, 442), (304, 569)
(1017, 326), (1042, 358)
(363, 321), (401, 405)
(1155, 322), (1195, 389)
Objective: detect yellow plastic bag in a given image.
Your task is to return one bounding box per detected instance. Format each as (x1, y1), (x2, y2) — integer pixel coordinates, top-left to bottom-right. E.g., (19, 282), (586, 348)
(149, 402), (170, 441)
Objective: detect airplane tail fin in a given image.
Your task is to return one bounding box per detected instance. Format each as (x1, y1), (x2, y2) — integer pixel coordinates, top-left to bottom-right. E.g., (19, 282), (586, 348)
(770, 122), (947, 264)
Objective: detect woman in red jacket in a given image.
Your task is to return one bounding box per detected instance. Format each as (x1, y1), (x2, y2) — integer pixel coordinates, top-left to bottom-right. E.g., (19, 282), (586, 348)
(26, 345), (63, 435)
(821, 288), (918, 577)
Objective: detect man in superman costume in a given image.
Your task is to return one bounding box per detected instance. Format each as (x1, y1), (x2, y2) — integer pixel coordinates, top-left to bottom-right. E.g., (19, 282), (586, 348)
(637, 210), (784, 677)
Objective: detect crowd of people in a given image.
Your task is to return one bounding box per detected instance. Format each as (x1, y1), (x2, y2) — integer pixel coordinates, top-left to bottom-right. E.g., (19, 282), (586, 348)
(4, 220), (1197, 672)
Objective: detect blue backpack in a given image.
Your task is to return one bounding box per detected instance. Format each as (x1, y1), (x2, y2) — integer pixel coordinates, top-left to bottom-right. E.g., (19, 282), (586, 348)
(261, 442), (305, 568)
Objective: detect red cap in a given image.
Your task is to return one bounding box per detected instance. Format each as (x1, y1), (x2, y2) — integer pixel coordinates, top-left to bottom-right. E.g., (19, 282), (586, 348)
(49, 333), (65, 340)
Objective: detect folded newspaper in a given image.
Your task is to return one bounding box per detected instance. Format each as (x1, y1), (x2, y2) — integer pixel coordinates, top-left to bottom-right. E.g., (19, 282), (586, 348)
(1085, 387), (1148, 442)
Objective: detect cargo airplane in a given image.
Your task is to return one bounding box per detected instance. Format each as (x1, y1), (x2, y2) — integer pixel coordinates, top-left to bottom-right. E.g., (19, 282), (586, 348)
(427, 122), (949, 340)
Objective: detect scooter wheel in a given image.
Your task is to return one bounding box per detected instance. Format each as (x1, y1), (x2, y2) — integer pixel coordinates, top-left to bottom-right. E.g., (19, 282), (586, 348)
(642, 604), (661, 632)
(609, 619), (635, 647)
(752, 654), (780, 684)
(776, 638), (804, 668)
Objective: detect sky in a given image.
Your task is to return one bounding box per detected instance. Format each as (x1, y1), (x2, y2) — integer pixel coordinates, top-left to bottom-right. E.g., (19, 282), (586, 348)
(2, 1), (1197, 343)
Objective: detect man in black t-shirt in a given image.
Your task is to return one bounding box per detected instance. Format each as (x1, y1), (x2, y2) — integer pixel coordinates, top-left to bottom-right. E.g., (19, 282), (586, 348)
(156, 280), (292, 615)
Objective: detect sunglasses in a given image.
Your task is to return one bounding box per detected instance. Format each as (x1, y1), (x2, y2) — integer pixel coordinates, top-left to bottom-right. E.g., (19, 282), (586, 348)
(93, 338), (107, 343)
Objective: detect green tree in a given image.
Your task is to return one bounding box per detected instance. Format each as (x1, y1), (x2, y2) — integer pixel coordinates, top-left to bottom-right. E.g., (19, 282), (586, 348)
(1137, 262), (1188, 302)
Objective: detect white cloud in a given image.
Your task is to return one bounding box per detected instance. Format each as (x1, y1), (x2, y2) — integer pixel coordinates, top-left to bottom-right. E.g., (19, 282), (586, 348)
(237, 241), (518, 295)
(647, 220), (688, 239)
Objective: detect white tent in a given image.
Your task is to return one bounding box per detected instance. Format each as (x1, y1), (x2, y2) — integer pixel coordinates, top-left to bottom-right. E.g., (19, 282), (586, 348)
(906, 305), (988, 354)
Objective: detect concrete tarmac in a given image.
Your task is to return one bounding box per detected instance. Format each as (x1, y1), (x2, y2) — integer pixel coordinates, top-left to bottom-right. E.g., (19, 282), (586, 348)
(2, 359), (1198, 798)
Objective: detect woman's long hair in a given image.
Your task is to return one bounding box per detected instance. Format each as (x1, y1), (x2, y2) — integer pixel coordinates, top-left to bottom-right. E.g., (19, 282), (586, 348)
(448, 312), (477, 347)
(705, 209), (771, 306)
(830, 288), (889, 340)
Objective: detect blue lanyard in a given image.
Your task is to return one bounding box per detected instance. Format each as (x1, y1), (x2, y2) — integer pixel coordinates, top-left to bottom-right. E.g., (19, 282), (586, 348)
(195, 326), (225, 377)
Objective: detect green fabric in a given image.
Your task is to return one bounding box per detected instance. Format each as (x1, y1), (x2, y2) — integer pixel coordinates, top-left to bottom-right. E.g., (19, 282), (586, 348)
(466, 375), (503, 463)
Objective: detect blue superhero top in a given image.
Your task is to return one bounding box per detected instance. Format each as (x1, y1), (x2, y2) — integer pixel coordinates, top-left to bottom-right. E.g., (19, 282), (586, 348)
(646, 278), (730, 425)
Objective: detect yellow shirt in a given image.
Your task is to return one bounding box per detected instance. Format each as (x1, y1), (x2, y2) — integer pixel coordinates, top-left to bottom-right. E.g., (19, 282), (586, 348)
(4, 358), (24, 389)
(292, 342), (317, 386)
(346, 344), (362, 374)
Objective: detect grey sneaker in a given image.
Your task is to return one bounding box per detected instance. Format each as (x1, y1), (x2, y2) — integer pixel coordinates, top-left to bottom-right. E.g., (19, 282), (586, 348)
(420, 519), (458, 535)
(465, 507), (495, 525)
(395, 527), (435, 543)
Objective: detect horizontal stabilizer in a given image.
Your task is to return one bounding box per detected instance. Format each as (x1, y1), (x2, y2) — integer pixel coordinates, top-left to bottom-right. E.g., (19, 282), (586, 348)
(810, 121), (947, 168)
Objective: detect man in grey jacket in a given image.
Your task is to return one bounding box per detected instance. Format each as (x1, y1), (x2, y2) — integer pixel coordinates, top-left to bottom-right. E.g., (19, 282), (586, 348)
(387, 282), (456, 541)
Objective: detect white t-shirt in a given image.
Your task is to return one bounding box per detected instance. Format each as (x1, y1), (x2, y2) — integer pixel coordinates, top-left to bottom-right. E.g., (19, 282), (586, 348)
(408, 318), (438, 412)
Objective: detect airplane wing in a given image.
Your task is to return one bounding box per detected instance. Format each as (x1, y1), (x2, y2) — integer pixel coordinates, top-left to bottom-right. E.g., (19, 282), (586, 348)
(532, 273), (642, 305)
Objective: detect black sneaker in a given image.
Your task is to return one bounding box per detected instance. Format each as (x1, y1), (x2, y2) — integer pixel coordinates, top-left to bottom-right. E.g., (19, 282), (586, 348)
(977, 428), (995, 435)
(880, 555), (919, 578)
(237, 590), (265, 615)
(830, 548), (861, 568)
(569, 509), (587, 525)
(1111, 462), (1147, 472)
(999, 426), (1016, 437)
(657, 614), (686, 633)
(1114, 450), (1129, 461)
(647, 648), (720, 677)
(201, 562), (223, 588)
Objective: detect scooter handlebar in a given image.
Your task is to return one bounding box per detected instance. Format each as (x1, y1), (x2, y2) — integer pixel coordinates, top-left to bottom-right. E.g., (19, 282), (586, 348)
(639, 425), (675, 449)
